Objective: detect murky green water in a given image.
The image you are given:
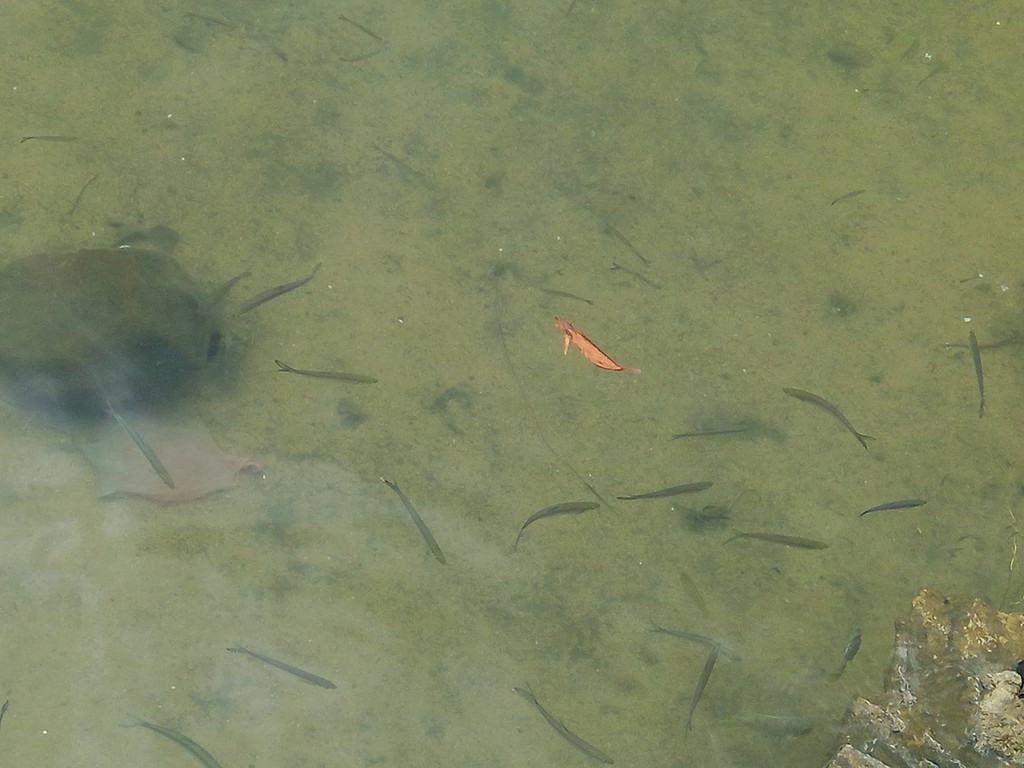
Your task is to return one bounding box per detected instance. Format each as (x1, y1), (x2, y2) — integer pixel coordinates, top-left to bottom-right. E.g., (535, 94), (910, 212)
(1, 1), (1022, 765)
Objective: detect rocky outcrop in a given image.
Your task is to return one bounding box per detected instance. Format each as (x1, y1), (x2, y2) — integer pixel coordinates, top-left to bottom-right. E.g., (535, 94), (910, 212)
(830, 589), (1024, 767)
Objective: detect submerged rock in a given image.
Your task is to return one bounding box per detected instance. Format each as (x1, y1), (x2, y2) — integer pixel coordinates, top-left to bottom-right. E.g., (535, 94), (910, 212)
(830, 589), (1024, 767)
(0, 246), (262, 501)
(0, 248), (223, 419)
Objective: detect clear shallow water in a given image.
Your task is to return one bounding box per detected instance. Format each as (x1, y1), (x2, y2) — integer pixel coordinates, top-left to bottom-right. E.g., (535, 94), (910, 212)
(0, 1), (1023, 765)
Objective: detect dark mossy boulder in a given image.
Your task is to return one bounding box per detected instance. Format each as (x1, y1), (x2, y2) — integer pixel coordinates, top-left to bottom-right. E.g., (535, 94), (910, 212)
(0, 248), (223, 418)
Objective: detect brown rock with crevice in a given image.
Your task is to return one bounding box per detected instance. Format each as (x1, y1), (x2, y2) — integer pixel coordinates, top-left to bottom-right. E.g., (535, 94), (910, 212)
(829, 589), (1024, 767)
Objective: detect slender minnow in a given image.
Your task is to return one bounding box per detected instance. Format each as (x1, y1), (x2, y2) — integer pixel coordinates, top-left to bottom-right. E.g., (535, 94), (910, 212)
(830, 628), (862, 679)
(0, 699), (8, 731)
(513, 686), (614, 764)
(969, 330), (984, 418)
(677, 571), (711, 619)
(945, 335), (1024, 350)
(123, 717), (222, 768)
(237, 262), (321, 314)
(20, 135), (79, 143)
(650, 624), (741, 662)
(227, 645), (337, 689)
(106, 401), (174, 488)
(725, 531), (829, 549)
(184, 12), (236, 28)
(860, 498), (927, 517)
(603, 222), (649, 265)
(275, 360), (378, 383)
(686, 648), (718, 731)
(740, 712), (813, 736)
(339, 12), (383, 40)
(538, 288), (594, 305)
(64, 173), (98, 220)
(610, 262), (661, 289)
(371, 143), (424, 178)
(582, 482), (609, 506)
(616, 482), (713, 500)
(514, 501), (600, 550)
(829, 188), (866, 206)
(671, 426), (753, 439)
(382, 478), (446, 564)
(207, 269), (251, 307)
(843, 629), (862, 661)
(782, 387), (872, 449)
